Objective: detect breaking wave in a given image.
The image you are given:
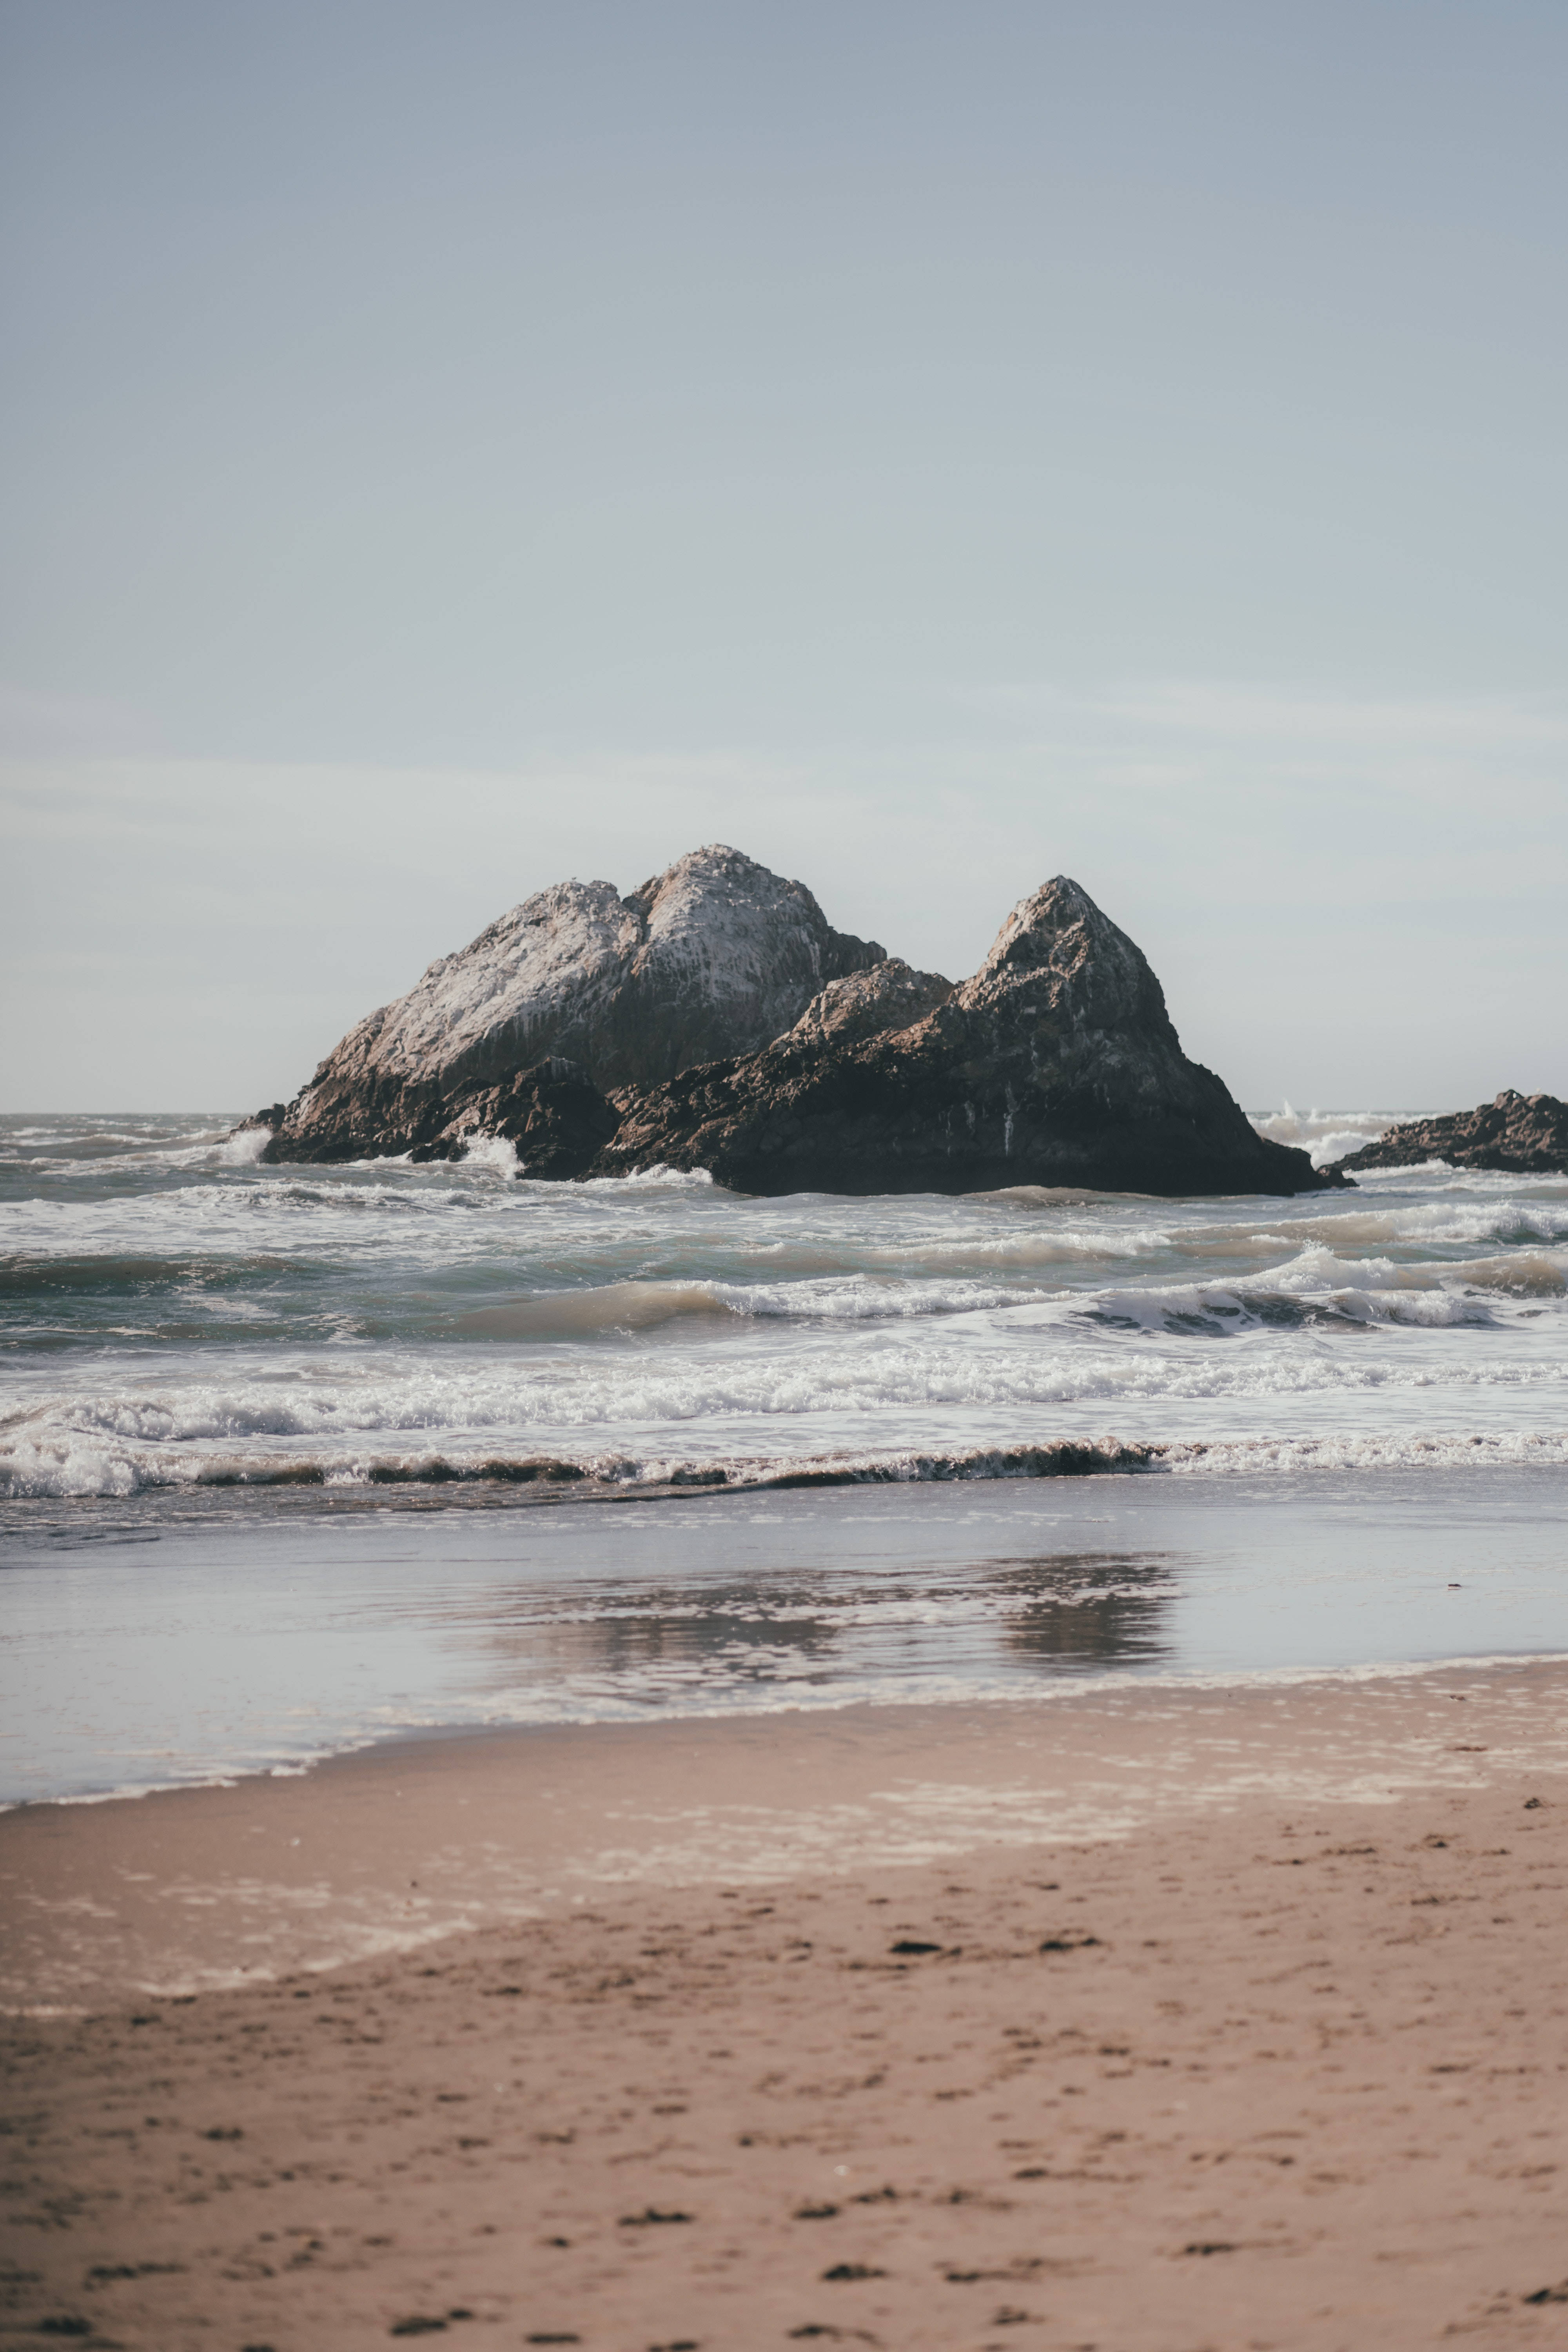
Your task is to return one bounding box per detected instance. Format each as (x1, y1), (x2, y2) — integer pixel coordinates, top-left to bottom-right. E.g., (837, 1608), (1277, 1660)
(6, 1421), (1568, 1503)
(1249, 1102), (1405, 1167)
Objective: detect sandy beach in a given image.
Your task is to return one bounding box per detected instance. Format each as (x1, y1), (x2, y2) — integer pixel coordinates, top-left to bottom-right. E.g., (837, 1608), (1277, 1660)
(4, 1663), (1567, 2350)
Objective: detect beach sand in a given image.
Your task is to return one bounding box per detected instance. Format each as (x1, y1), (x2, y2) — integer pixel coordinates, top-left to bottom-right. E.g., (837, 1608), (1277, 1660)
(3, 1664), (1567, 2349)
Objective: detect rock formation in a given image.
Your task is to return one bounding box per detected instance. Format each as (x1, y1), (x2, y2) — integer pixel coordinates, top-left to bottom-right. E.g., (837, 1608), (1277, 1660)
(241, 855), (1339, 1196)
(246, 846), (884, 1164)
(1333, 1090), (1568, 1176)
(592, 876), (1340, 1197)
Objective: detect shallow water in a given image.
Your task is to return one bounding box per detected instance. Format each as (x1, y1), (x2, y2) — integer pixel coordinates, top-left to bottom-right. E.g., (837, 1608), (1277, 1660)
(3, 1470), (1565, 1804)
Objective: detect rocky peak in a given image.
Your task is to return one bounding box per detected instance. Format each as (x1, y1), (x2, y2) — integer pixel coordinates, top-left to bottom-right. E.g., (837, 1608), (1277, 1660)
(977, 875), (1106, 977)
(606, 844), (887, 1079)
(248, 844), (886, 1164)
(960, 876), (1170, 1036)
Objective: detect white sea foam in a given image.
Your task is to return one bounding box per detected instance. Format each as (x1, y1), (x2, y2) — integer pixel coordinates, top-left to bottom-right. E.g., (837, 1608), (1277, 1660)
(1250, 1102), (1408, 1166)
(457, 1132), (520, 1176)
(581, 1162), (717, 1189)
(217, 1123), (273, 1166)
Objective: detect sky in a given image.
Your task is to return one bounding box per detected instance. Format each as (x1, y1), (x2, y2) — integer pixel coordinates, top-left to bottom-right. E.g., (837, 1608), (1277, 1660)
(2, 0), (1564, 1112)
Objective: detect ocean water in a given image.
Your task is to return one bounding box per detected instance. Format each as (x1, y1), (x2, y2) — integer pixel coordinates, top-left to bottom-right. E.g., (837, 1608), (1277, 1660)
(2, 1109), (1565, 1500)
(2, 1109), (1565, 1800)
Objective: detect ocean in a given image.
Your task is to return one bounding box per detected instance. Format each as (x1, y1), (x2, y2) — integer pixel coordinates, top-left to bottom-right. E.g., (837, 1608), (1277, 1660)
(2, 1108), (1566, 1802)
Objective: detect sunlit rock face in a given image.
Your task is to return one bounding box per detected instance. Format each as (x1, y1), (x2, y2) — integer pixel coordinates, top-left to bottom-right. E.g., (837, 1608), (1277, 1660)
(245, 845), (885, 1165)
(594, 876), (1341, 1199)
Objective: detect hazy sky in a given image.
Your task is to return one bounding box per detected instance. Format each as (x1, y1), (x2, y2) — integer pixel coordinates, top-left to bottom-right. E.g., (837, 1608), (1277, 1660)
(3, 0), (1564, 1111)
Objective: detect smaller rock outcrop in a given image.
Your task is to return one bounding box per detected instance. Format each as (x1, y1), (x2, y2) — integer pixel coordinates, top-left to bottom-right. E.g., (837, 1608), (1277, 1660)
(1334, 1091), (1568, 1176)
(779, 958), (955, 1051)
(592, 877), (1341, 1198)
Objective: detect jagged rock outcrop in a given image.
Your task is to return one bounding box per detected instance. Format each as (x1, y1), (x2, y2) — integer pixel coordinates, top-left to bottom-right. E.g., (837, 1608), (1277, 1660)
(245, 846), (884, 1164)
(1333, 1090), (1568, 1176)
(590, 877), (1342, 1197)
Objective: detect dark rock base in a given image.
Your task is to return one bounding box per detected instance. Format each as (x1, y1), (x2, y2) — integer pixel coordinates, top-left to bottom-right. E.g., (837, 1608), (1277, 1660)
(591, 1057), (1340, 1198)
(250, 1059), (620, 1179)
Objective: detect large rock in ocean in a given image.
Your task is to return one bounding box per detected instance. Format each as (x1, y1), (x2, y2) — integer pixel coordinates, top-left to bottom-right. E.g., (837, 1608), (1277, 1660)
(248, 845), (885, 1164)
(1333, 1090), (1568, 1176)
(592, 876), (1341, 1197)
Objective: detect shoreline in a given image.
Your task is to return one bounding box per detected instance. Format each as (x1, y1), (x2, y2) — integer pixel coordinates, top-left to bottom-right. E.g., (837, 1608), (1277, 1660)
(2, 1662), (1565, 2348)
(9, 1641), (1568, 1824)
(6, 1657), (1568, 2011)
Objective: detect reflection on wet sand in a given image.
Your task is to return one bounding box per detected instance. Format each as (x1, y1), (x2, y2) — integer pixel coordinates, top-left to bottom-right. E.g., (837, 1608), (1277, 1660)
(498, 1589), (842, 1687)
(996, 1552), (1178, 1668)
(448, 1547), (1181, 1708)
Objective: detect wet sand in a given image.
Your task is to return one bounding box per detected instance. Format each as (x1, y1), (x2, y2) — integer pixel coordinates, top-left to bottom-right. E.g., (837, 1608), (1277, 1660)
(3, 1664), (1568, 2348)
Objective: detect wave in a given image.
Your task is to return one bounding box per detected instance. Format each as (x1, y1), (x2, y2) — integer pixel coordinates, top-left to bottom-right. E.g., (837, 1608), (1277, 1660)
(0, 1251), (302, 1297)
(218, 1123), (273, 1166)
(1079, 1246), (1566, 1336)
(14, 1319), (1567, 1450)
(1249, 1103), (1406, 1167)
(11, 1174), (1563, 1267)
(1167, 1201), (1568, 1255)
(5, 1423), (1568, 1502)
(11, 1217), (1557, 1325)
(5, 1309), (1567, 1500)
(448, 1274), (1075, 1338)
(441, 1244), (1568, 1342)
